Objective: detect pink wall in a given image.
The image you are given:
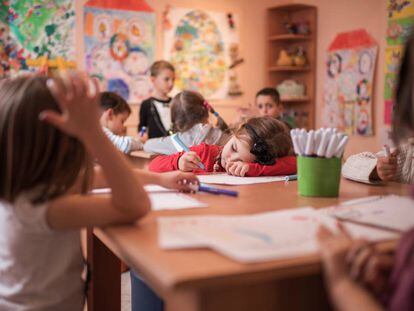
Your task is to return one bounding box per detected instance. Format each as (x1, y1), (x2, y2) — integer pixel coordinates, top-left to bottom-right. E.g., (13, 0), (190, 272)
(237, 0), (388, 157)
(76, 0), (388, 156)
(294, 0), (388, 156)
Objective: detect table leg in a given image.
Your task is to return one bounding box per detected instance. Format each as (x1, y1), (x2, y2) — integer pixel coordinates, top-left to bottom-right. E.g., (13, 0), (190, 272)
(87, 229), (121, 311)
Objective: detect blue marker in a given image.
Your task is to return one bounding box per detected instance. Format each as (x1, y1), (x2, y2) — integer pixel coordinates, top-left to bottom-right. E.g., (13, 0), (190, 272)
(139, 126), (147, 137)
(171, 134), (205, 170)
(284, 174), (298, 182)
(190, 183), (238, 197)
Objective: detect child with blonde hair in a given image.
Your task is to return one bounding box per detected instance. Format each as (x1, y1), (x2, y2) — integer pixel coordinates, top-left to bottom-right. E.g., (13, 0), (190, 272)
(139, 60), (175, 139)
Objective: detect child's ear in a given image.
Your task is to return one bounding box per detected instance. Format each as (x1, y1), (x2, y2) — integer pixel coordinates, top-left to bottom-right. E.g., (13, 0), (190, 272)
(107, 108), (114, 120)
(277, 103), (284, 113)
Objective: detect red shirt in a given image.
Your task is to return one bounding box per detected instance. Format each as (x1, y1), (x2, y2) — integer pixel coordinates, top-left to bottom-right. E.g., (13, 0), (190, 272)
(148, 143), (297, 177)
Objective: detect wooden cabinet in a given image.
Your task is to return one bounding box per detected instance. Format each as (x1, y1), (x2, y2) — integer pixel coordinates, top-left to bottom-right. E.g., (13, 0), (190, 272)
(267, 4), (317, 129)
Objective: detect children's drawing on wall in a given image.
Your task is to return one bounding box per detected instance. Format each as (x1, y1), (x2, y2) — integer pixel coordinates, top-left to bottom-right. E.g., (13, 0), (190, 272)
(84, 0), (156, 103)
(322, 29), (377, 136)
(163, 7), (241, 100)
(384, 0), (414, 125)
(0, 0), (75, 77)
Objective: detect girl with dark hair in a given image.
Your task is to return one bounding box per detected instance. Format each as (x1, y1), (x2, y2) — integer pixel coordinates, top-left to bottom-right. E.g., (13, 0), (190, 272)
(143, 90), (229, 155)
(148, 116), (296, 177)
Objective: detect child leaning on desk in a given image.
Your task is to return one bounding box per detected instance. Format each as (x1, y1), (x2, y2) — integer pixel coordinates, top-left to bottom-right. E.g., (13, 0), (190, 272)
(149, 116), (297, 177)
(143, 90), (230, 155)
(317, 33), (414, 311)
(99, 91), (144, 154)
(0, 73), (198, 311)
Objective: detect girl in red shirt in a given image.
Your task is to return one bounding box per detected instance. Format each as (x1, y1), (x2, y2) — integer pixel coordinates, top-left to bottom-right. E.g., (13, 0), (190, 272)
(149, 116), (296, 177)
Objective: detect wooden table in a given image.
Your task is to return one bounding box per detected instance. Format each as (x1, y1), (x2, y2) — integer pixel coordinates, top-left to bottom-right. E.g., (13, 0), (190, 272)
(127, 150), (154, 169)
(87, 179), (408, 311)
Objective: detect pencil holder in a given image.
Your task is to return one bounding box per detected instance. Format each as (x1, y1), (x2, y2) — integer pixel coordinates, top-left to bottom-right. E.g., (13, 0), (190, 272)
(297, 156), (341, 197)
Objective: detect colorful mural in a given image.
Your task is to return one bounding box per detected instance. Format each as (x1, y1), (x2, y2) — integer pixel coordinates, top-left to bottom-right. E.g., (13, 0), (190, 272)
(0, 0), (75, 77)
(164, 8), (240, 99)
(84, 0), (156, 103)
(323, 29), (378, 136)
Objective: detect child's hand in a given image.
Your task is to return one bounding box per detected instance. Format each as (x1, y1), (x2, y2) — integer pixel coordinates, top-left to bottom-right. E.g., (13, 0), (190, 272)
(317, 222), (355, 286)
(39, 72), (101, 141)
(141, 133), (149, 143)
(225, 161), (249, 177)
(157, 171), (199, 192)
(178, 151), (203, 171)
(346, 242), (394, 296)
(375, 150), (398, 181)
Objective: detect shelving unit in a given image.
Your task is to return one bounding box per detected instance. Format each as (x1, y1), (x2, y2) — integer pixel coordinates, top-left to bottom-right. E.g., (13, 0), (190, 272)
(267, 4), (317, 129)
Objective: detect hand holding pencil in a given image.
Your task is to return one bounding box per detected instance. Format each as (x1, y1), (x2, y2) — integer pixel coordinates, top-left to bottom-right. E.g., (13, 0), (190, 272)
(178, 151), (205, 171)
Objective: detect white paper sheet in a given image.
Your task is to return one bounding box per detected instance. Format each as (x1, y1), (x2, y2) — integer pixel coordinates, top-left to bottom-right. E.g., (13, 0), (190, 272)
(158, 203), (403, 263)
(158, 208), (338, 263)
(90, 185), (207, 211)
(90, 185), (175, 195)
(149, 193), (207, 211)
(319, 195), (414, 232)
(197, 173), (285, 185)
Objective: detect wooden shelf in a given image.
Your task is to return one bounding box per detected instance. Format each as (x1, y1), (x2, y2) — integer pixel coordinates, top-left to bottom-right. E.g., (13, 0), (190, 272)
(268, 66), (310, 72)
(268, 34), (311, 41)
(267, 4), (317, 129)
(281, 97), (310, 103)
(268, 3), (315, 11)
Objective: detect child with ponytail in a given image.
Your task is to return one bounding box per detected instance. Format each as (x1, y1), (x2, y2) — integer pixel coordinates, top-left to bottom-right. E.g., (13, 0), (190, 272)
(143, 90), (230, 155)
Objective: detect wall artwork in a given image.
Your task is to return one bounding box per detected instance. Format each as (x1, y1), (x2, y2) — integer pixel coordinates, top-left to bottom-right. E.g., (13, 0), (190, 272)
(384, 0), (414, 125)
(163, 7), (240, 100)
(322, 29), (378, 136)
(0, 0), (76, 77)
(84, 0), (156, 103)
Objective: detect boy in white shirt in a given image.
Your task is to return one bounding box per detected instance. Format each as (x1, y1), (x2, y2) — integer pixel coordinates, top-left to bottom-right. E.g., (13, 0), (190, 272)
(100, 91), (143, 154)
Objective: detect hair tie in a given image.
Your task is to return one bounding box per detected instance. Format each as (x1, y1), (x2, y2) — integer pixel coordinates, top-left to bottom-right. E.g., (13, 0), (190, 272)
(203, 101), (219, 117)
(244, 124), (276, 165)
(203, 101), (229, 132)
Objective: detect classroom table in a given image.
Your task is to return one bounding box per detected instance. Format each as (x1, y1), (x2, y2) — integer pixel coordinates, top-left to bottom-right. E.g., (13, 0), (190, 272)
(127, 150), (154, 169)
(87, 179), (408, 311)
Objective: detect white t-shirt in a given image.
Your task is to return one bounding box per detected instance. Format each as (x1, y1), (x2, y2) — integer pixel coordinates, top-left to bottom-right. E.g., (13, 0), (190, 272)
(153, 99), (172, 132)
(0, 195), (84, 311)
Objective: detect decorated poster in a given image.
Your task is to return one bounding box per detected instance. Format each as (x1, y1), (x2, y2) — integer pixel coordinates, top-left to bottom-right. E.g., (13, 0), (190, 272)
(384, 1), (414, 124)
(0, 0), (75, 77)
(322, 29), (378, 136)
(163, 8), (240, 100)
(84, 0), (156, 103)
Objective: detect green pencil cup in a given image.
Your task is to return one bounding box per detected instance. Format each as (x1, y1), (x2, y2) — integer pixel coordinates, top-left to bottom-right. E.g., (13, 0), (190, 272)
(297, 156), (342, 197)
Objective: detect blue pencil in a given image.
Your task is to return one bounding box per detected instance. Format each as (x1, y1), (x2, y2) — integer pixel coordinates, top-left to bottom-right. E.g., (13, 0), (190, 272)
(139, 126), (147, 137)
(190, 183), (239, 197)
(284, 174), (298, 182)
(171, 134), (205, 170)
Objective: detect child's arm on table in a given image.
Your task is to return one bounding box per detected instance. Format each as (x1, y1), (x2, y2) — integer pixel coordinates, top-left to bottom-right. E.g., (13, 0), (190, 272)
(93, 166), (199, 192)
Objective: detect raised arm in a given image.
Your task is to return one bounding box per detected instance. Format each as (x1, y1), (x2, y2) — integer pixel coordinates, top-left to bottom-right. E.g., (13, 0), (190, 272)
(41, 73), (150, 229)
